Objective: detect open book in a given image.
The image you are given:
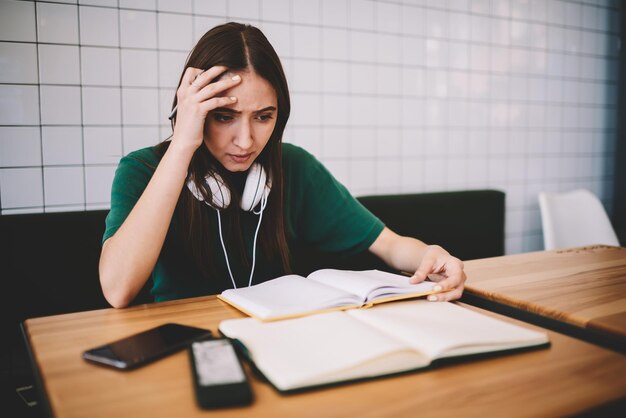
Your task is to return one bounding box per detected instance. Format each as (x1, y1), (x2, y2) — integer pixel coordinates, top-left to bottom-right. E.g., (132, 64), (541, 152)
(219, 301), (550, 392)
(218, 269), (441, 321)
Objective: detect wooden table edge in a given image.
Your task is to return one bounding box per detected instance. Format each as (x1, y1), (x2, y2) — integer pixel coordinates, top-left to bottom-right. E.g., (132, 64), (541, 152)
(461, 291), (626, 354)
(20, 321), (55, 418)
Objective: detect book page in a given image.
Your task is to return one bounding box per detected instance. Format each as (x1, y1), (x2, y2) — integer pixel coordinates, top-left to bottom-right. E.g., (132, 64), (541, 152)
(348, 301), (549, 359)
(219, 312), (429, 391)
(220, 275), (360, 320)
(309, 269), (436, 303)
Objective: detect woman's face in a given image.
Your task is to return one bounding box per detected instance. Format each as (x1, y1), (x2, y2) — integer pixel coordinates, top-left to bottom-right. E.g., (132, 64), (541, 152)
(203, 70), (278, 172)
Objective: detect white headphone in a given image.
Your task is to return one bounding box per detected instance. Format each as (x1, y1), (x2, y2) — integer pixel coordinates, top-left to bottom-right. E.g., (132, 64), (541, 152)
(186, 163), (271, 289)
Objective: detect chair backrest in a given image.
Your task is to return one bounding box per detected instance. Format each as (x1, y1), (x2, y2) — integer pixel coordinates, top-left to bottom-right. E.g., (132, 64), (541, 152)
(1, 210), (153, 325)
(538, 189), (620, 250)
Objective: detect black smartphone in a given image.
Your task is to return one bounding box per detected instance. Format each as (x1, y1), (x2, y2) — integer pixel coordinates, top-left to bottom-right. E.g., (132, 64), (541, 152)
(188, 338), (253, 408)
(82, 323), (212, 370)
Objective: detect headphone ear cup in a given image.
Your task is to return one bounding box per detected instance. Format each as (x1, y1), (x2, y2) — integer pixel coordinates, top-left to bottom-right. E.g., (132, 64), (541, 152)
(241, 163), (270, 211)
(205, 172), (231, 209)
(186, 178), (205, 202)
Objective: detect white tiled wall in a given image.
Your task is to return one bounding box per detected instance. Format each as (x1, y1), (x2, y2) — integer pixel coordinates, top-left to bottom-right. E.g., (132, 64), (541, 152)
(0, 0), (620, 255)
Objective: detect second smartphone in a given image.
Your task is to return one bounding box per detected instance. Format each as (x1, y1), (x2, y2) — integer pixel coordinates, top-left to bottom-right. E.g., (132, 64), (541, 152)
(82, 323), (212, 370)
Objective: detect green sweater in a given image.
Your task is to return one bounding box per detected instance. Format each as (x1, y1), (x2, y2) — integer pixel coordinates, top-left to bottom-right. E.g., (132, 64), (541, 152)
(104, 143), (384, 301)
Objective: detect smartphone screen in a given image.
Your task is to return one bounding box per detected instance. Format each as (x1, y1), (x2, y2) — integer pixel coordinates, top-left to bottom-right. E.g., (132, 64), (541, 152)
(191, 339), (247, 386)
(82, 323), (212, 370)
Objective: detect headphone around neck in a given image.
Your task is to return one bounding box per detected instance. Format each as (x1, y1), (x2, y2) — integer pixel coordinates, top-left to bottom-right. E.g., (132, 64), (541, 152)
(186, 163), (271, 290)
(186, 163), (271, 211)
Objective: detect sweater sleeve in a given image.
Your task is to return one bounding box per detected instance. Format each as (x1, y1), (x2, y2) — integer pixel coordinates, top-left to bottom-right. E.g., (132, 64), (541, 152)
(102, 148), (159, 243)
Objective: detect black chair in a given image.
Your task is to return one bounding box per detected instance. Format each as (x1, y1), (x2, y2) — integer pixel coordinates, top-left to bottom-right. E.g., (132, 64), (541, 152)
(357, 189), (505, 261)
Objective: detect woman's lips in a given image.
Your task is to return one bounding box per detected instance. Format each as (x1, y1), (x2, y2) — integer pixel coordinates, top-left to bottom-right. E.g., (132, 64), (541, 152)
(228, 153), (253, 163)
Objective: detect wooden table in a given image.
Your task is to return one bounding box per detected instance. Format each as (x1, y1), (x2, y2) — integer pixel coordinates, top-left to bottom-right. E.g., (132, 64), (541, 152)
(464, 245), (626, 350)
(23, 295), (626, 417)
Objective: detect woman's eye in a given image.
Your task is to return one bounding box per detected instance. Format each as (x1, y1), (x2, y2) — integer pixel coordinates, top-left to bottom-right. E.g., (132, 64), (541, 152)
(213, 113), (233, 122)
(257, 114), (273, 122)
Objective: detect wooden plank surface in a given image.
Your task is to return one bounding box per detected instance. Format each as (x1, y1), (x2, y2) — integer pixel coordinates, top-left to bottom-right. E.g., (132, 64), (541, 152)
(24, 295), (626, 418)
(464, 245), (626, 344)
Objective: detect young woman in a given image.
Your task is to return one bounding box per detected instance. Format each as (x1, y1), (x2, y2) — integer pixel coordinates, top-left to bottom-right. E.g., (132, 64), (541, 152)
(99, 22), (466, 308)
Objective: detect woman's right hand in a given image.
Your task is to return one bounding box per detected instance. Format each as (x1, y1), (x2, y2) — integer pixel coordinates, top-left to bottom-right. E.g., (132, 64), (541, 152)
(171, 65), (242, 153)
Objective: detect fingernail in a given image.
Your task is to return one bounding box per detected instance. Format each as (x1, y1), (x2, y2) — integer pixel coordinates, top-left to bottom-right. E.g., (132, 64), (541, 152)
(434, 285), (442, 292)
(232, 75), (241, 81)
(229, 96), (237, 101)
(427, 295), (438, 302)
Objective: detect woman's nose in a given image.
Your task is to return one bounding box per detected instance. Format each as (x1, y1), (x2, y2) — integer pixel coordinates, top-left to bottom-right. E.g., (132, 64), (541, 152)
(233, 120), (253, 149)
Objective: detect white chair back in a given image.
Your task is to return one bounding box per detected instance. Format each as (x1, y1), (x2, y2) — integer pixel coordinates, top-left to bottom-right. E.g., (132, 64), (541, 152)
(538, 189), (619, 250)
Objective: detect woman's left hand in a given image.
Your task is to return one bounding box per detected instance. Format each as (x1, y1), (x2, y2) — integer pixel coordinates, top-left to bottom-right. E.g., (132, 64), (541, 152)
(409, 245), (466, 302)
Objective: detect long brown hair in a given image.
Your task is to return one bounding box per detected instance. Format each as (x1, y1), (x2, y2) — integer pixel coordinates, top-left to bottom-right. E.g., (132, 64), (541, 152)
(158, 22), (291, 280)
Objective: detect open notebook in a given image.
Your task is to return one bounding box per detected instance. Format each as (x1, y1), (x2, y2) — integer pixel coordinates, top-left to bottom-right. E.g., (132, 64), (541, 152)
(218, 269), (441, 321)
(219, 301), (550, 392)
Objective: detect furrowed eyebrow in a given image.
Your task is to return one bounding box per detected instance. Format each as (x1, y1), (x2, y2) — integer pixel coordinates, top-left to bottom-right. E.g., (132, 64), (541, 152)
(212, 106), (277, 114)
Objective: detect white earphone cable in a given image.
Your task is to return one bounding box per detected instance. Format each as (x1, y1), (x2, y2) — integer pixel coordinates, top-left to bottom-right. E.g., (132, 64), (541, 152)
(216, 210), (238, 289)
(248, 191), (268, 287)
(216, 191), (268, 289)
